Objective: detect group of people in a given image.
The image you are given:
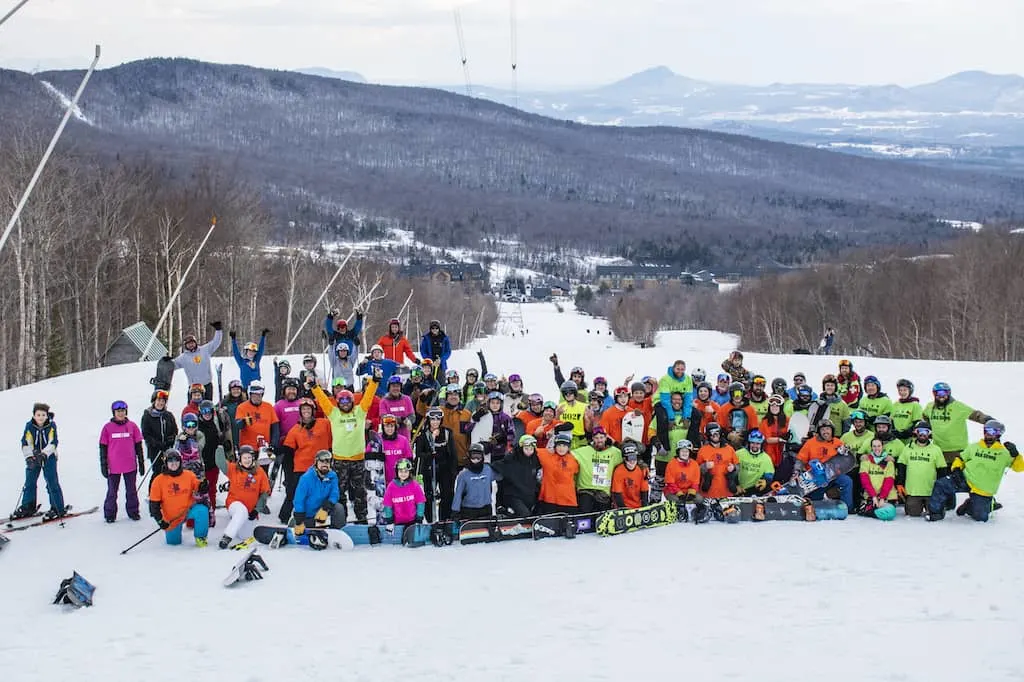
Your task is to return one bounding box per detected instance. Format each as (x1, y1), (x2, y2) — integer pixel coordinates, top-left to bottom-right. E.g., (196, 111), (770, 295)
(12, 312), (1024, 549)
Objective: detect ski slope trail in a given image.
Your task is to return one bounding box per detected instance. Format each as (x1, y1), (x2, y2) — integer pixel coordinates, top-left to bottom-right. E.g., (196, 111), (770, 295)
(1, 302), (1022, 681)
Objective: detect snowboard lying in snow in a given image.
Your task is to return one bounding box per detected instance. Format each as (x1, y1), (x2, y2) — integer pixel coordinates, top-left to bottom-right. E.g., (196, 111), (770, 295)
(252, 525), (355, 550)
(531, 512), (601, 540)
(596, 501), (678, 536)
(459, 516), (536, 545)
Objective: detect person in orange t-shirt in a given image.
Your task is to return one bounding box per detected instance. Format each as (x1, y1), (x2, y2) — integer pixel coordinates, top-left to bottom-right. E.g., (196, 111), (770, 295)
(526, 402), (564, 449)
(795, 419), (854, 508)
(535, 432), (580, 513)
(234, 381), (280, 474)
(215, 444), (272, 548)
(664, 439), (701, 502)
(278, 398), (332, 524)
(149, 450), (208, 546)
(697, 423), (739, 498)
(599, 387), (632, 444)
(611, 441), (650, 509)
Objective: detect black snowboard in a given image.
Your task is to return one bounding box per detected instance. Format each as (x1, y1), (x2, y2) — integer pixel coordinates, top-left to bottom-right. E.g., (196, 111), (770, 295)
(458, 516), (537, 545)
(150, 357), (176, 391)
(532, 512), (602, 540)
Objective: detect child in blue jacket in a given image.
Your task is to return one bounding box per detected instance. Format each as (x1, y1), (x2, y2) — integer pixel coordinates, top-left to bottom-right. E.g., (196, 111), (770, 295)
(14, 403), (66, 521)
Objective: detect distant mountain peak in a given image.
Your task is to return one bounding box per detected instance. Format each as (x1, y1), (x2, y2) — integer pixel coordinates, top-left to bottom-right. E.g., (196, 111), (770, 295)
(602, 65), (704, 93)
(294, 67), (366, 83)
(921, 70), (1024, 88)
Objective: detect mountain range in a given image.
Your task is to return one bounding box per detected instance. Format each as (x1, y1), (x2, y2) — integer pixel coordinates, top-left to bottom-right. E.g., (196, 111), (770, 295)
(460, 67), (1024, 172)
(2, 58), (1023, 272)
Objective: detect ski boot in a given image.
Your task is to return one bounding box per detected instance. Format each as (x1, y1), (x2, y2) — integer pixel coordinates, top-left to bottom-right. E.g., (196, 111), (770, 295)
(955, 499), (971, 517)
(10, 504), (40, 521)
(195, 537), (208, 548)
(218, 535), (232, 550)
(42, 507), (67, 522)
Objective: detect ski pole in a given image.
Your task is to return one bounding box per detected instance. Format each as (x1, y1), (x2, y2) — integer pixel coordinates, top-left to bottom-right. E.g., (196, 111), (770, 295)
(136, 452), (165, 493)
(120, 509), (186, 555)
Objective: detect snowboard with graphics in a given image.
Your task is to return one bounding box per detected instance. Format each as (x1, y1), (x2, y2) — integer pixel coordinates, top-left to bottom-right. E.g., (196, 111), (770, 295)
(531, 511), (601, 540)
(596, 501), (678, 536)
(773, 451), (857, 497)
(458, 516), (536, 545)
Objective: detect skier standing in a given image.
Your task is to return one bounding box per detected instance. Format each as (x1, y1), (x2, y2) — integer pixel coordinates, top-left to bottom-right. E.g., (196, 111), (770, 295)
(171, 321), (223, 400)
(413, 408), (457, 521)
(311, 380), (378, 524)
(99, 400), (144, 523)
(215, 445), (271, 548)
(858, 376), (892, 425)
(329, 343), (357, 390)
(141, 390), (178, 485)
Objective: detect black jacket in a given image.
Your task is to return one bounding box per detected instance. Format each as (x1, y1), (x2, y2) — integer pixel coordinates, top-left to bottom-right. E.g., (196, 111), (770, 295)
(491, 447), (540, 508)
(414, 426), (457, 475)
(140, 408), (178, 460)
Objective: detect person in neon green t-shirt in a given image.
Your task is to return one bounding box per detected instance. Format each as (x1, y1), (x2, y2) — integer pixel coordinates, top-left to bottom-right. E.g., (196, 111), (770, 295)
(896, 421), (947, 517)
(735, 429), (775, 495)
(572, 428), (622, 513)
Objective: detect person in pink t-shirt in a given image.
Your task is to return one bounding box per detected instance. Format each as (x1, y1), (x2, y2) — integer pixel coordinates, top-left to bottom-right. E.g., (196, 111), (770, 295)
(382, 459), (425, 526)
(99, 400), (145, 523)
(379, 376), (416, 440)
(380, 414), (414, 483)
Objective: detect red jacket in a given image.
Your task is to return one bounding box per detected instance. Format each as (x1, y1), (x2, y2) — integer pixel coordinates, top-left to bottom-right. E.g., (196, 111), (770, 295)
(376, 333), (418, 365)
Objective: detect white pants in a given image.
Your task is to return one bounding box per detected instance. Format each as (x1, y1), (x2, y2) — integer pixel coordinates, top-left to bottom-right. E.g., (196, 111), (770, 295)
(223, 501), (254, 541)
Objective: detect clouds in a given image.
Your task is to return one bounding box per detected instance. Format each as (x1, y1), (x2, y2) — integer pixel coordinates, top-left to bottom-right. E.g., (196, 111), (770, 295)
(0, 0), (1020, 88)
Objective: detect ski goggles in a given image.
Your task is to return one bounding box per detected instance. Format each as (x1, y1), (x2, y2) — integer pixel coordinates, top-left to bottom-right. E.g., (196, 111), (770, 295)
(933, 389), (950, 399)
(111, 400), (128, 412)
(913, 426), (932, 436)
(153, 390), (169, 401)
(983, 425), (1003, 437)
(228, 380), (243, 390)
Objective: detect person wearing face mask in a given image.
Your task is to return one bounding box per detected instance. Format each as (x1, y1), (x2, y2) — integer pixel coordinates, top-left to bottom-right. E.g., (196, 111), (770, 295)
(452, 443), (499, 521)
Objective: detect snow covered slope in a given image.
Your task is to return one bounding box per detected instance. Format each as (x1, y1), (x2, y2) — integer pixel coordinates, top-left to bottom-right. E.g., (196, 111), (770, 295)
(1, 303), (1023, 681)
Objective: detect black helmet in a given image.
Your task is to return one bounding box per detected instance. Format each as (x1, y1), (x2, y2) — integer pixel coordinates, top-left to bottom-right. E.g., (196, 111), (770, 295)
(705, 422), (722, 437)
(896, 378), (914, 393)
(816, 419), (835, 435)
(282, 377), (300, 390)
(560, 380), (578, 394)
(468, 443), (486, 459)
(873, 414), (892, 427)
(771, 377), (787, 393)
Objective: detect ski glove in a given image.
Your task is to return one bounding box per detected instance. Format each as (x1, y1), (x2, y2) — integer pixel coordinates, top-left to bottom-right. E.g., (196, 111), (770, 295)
(229, 330), (236, 339)
(101, 463), (108, 479)
(293, 523), (305, 536)
(198, 479), (209, 495)
(313, 508), (329, 525)
(1006, 442), (1019, 458)
(472, 408), (487, 421)
(248, 509), (259, 521)
(158, 520), (170, 530)
(260, 328), (270, 337)
(210, 320), (222, 331)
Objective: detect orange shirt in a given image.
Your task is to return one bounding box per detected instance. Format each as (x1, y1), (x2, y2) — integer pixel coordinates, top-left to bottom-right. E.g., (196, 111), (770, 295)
(664, 458), (701, 496)
(150, 470), (200, 529)
(283, 418), (333, 472)
(236, 400), (279, 449)
(525, 417), (564, 449)
(758, 416), (789, 467)
(693, 399), (719, 434)
(797, 437), (842, 466)
(611, 463), (649, 509)
(599, 405), (629, 443)
(225, 462), (271, 511)
(626, 398), (653, 443)
(536, 447), (580, 506)
(697, 443), (739, 498)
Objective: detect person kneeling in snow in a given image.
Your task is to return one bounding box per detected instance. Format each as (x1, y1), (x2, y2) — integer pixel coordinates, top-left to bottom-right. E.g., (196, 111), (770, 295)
(382, 458), (426, 531)
(292, 450), (347, 535)
(927, 420), (1024, 523)
(149, 450), (209, 547)
(216, 445), (271, 549)
(611, 441), (650, 509)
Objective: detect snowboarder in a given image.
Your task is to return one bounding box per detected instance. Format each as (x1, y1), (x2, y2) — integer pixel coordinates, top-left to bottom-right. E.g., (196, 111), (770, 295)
(697, 423), (739, 499)
(572, 427), (622, 513)
(452, 443), (499, 521)
(329, 343), (357, 390)
(535, 432), (580, 514)
(357, 345), (400, 395)
(413, 407), (457, 521)
(171, 321), (223, 400)
(856, 438), (897, 517)
(380, 414), (414, 483)
(310, 380), (378, 524)
(836, 359), (861, 407)
(418, 320), (451, 373)
(292, 450), (347, 534)
(140, 390), (178, 486)
(215, 444), (271, 548)
(598, 386), (632, 444)
(278, 397), (332, 524)
(220, 379), (247, 445)
(858, 376), (892, 425)
(716, 381), (757, 448)
(471, 391), (516, 462)
(611, 440), (650, 509)
(786, 372), (817, 402)
(795, 420), (854, 509)
(664, 439), (701, 503)
(149, 449), (209, 547)
(841, 410), (875, 455)
(379, 376), (416, 440)
(382, 458), (426, 529)
(196, 399), (233, 527)
(235, 380), (280, 478)
(376, 317), (418, 366)
(891, 379), (923, 442)
(927, 420), (1023, 523)
(439, 386), (473, 467)
(711, 373), (732, 406)
(229, 328), (269, 388)
(99, 400), (144, 523)
(181, 383), (206, 421)
(491, 434), (541, 517)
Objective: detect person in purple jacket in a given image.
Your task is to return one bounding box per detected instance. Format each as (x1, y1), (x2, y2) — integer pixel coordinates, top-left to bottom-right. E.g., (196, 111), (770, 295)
(471, 391), (516, 463)
(99, 400), (145, 523)
(274, 377), (303, 446)
(379, 375), (416, 440)
(382, 459), (426, 528)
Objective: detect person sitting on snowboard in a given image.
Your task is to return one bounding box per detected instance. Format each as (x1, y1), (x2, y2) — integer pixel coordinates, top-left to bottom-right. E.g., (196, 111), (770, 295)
(382, 458), (426, 530)
(795, 419), (854, 509)
(215, 445), (271, 548)
(292, 450), (346, 534)
(149, 449), (209, 547)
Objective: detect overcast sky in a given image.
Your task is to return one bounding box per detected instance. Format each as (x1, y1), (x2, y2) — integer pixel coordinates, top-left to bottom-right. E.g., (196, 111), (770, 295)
(1, 0), (1021, 88)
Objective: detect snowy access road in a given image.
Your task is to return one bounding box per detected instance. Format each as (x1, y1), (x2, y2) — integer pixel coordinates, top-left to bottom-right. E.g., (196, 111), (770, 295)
(1, 302), (1022, 682)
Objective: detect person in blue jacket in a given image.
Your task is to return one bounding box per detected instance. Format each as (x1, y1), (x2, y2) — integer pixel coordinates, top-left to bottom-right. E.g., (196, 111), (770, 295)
(419, 320), (452, 374)
(787, 372), (818, 402)
(13, 403), (67, 520)
(325, 309), (363, 357)
(452, 443), (499, 521)
(291, 450), (347, 532)
(357, 344), (399, 396)
(229, 328), (268, 388)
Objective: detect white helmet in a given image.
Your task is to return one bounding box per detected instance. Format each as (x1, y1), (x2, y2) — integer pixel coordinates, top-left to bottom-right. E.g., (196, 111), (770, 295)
(248, 380), (265, 394)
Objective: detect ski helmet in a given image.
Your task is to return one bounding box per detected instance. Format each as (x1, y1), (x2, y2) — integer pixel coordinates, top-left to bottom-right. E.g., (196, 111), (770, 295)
(528, 393), (544, 405)
(315, 450), (333, 465)
(111, 400), (128, 414)
(299, 397), (316, 419)
(487, 391), (504, 403)
(199, 400), (215, 417)
(771, 377), (787, 394)
(570, 366), (584, 377)
(838, 358), (852, 369)
(630, 381), (646, 394)
(466, 368), (478, 379)
(519, 434), (538, 448)
(508, 373), (523, 384)
(821, 374), (838, 389)
(692, 368), (706, 383)
(163, 449), (182, 469)
(335, 342), (350, 356)
(932, 382), (951, 396)
(428, 319), (441, 330)
(446, 369), (459, 380)
(248, 380), (265, 394)
(593, 376), (607, 387)
(984, 419), (1005, 439)
(768, 393), (785, 407)
(560, 380), (578, 395)
(473, 381), (487, 394)
(182, 413), (198, 429)
(797, 385), (812, 399)
(542, 400), (558, 412)
(279, 359), (292, 372)
(728, 381), (745, 398)
(705, 422), (722, 438)
(697, 381), (713, 398)
(370, 344), (384, 354)
(468, 443), (485, 460)
(896, 378), (914, 394)
(483, 373), (498, 382)
(873, 414), (892, 428)
(716, 373), (730, 383)
(552, 432), (572, 449)
(388, 317), (401, 329)
(850, 410), (867, 423)
(913, 421), (932, 437)
(864, 375), (881, 392)
(410, 366), (424, 378)
(387, 375), (404, 386)
(675, 439), (693, 456)
(425, 407), (443, 421)
(228, 379), (243, 390)
(621, 440), (640, 459)
(282, 377), (300, 391)
(381, 414), (398, 429)
(396, 458), (413, 475)
(237, 445), (257, 472)
(189, 382), (205, 396)
(243, 342), (258, 353)
(816, 419), (835, 436)
(182, 333), (198, 348)
(747, 429), (766, 444)
(751, 375), (767, 388)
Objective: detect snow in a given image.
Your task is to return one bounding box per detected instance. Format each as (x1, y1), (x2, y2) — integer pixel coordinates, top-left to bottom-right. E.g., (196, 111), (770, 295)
(38, 80), (93, 125)
(3, 302), (1024, 681)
